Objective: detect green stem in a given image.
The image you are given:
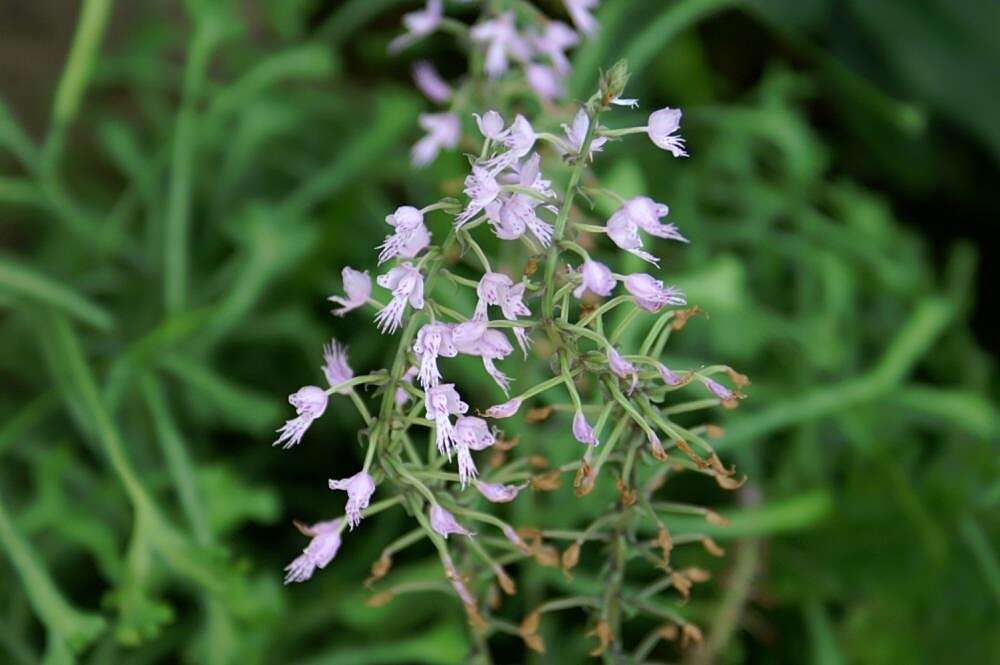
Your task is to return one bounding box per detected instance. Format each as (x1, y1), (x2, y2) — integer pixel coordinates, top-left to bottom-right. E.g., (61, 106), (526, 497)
(542, 105), (603, 317)
(42, 0), (114, 166)
(164, 13), (226, 313)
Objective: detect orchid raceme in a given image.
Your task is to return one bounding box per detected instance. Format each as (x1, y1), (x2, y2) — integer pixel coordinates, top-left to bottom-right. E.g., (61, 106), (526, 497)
(272, 60), (748, 659)
(393, 0), (606, 166)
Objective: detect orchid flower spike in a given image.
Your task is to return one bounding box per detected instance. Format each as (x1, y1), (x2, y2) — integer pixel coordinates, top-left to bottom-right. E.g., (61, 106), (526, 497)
(329, 267), (371, 316)
(328, 471), (376, 530)
(284, 519), (343, 584)
(274, 386), (328, 449)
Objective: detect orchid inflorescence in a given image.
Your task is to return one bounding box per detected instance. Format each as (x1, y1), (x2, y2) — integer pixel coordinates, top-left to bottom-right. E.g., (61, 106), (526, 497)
(273, 1), (748, 658)
(397, 0), (616, 168)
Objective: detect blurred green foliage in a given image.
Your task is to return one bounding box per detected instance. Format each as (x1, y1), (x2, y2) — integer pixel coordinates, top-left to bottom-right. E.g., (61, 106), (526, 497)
(1, 0), (997, 663)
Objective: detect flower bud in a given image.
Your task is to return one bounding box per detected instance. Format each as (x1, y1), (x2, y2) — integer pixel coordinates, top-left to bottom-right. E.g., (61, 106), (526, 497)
(600, 59), (630, 107)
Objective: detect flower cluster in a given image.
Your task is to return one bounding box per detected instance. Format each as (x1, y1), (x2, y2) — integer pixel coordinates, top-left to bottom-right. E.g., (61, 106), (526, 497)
(396, 1), (609, 167)
(273, 56), (747, 659)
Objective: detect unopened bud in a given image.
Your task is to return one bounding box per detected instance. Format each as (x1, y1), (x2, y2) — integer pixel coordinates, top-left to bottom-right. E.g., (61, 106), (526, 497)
(600, 59), (631, 107)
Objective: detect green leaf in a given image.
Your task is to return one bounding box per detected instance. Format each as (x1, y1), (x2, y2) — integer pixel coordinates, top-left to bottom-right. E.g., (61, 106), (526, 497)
(0, 490), (107, 653)
(0, 256), (113, 331)
(159, 353), (282, 433)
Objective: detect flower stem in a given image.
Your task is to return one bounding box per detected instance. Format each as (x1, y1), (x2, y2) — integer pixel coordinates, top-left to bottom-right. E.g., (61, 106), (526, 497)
(542, 105), (603, 318)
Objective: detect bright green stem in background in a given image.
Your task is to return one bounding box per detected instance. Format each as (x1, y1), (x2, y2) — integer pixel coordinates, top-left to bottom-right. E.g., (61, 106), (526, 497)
(0, 256), (114, 332)
(42, 0), (114, 166)
(164, 12), (228, 313)
(0, 490), (107, 654)
(718, 297), (955, 450)
(141, 375), (212, 545)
